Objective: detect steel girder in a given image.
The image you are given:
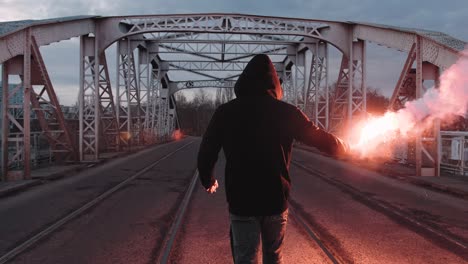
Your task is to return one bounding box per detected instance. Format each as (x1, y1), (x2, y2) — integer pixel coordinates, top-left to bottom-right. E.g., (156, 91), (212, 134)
(29, 37), (76, 161)
(1, 31), (76, 179)
(0, 18), (96, 64)
(1, 15), (462, 69)
(280, 43), (329, 130)
(330, 56), (350, 133)
(149, 63), (165, 141)
(329, 40), (366, 134)
(349, 40), (366, 121)
(138, 47), (151, 133)
(389, 43), (417, 111)
(116, 39), (144, 148)
(138, 44), (166, 143)
(79, 36), (100, 161)
(168, 96), (177, 137)
(96, 54), (119, 152)
(156, 42), (292, 56)
(306, 42), (329, 130)
(97, 14), (351, 56)
(1, 57), (30, 180)
(166, 60), (284, 72)
(388, 46), (418, 170)
(169, 79), (236, 95)
(281, 61), (294, 104)
(140, 55), (174, 141)
(157, 79), (171, 139)
(79, 36), (119, 161)
(353, 24), (462, 70)
(387, 39), (441, 176)
(414, 36), (441, 176)
(140, 32), (305, 44)
(121, 15), (328, 41)
(294, 49), (307, 111)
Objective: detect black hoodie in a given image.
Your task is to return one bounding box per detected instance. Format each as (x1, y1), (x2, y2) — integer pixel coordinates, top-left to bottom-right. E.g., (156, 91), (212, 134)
(197, 54), (347, 216)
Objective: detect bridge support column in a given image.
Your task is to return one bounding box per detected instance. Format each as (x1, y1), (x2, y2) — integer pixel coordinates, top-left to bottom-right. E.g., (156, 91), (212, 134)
(389, 44), (417, 163)
(1, 61), (8, 180)
(150, 61), (163, 141)
(1, 30), (33, 180)
(79, 36), (100, 161)
(281, 61), (294, 104)
(137, 47), (149, 138)
(294, 49), (306, 111)
(158, 75), (170, 140)
(415, 36), (440, 177)
(306, 41), (329, 130)
(137, 45), (162, 144)
(22, 30), (32, 179)
(97, 53), (119, 153)
(348, 40), (366, 124)
(168, 95), (177, 137)
(116, 38), (142, 149)
(330, 39), (366, 134)
(0, 59), (29, 180)
(330, 56), (350, 133)
(149, 59), (172, 142)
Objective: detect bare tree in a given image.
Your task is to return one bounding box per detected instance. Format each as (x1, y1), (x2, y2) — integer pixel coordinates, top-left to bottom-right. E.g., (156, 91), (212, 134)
(192, 89), (210, 107)
(366, 87), (390, 115)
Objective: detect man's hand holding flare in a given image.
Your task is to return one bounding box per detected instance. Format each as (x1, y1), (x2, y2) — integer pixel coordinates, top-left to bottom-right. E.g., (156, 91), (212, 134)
(206, 179), (219, 194)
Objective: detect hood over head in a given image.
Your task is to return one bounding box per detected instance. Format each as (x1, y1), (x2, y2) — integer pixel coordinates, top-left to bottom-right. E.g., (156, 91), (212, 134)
(234, 54), (283, 100)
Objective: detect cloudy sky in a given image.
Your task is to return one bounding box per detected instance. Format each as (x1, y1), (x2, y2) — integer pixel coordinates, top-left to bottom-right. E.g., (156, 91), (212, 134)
(1, 0), (467, 105)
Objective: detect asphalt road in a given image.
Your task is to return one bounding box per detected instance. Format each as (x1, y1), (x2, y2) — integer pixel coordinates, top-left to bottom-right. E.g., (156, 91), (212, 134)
(0, 137), (467, 263)
(168, 155), (332, 264)
(0, 138), (198, 263)
(290, 149), (467, 263)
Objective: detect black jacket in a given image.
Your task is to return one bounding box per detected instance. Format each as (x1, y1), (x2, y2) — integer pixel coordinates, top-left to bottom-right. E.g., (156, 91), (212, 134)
(197, 54), (347, 216)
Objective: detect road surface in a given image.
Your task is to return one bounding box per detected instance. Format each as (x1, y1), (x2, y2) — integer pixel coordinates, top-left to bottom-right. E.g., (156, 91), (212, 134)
(0, 137), (466, 263)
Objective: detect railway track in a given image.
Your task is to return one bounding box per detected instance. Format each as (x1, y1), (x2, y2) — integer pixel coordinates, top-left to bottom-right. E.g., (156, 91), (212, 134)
(157, 169), (347, 263)
(156, 172), (346, 264)
(288, 207), (344, 264)
(291, 160), (468, 261)
(0, 140), (195, 264)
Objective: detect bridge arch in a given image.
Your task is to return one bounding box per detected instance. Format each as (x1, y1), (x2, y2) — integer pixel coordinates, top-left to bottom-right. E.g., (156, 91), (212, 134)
(0, 13), (466, 179)
(96, 14), (351, 56)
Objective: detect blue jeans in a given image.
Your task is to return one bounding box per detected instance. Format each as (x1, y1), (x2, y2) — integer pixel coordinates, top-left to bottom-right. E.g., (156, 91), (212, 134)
(229, 210), (288, 264)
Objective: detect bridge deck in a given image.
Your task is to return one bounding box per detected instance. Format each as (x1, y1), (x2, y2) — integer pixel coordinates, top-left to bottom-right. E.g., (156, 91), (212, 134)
(0, 138), (467, 263)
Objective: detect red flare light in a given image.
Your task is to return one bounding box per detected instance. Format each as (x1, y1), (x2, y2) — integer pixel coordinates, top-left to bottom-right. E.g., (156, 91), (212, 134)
(172, 130), (183, 140)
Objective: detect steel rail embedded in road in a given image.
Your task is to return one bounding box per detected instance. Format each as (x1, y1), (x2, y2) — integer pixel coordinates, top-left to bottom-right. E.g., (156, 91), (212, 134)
(288, 207), (342, 264)
(157, 170), (199, 264)
(291, 160), (468, 255)
(0, 140), (195, 264)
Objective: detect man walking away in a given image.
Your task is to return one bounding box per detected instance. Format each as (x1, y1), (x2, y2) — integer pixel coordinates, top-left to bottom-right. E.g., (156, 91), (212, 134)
(197, 54), (348, 264)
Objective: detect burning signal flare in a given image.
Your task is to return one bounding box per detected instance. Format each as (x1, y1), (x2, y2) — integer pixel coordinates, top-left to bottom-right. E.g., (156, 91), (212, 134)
(347, 49), (468, 158)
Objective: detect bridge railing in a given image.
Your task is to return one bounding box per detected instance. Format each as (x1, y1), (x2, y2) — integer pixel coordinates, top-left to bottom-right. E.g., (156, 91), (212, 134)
(0, 132), (53, 172)
(440, 131), (468, 176)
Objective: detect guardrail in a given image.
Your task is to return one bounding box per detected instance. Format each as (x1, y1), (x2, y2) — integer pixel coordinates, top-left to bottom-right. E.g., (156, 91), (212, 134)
(440, 131), (468, 176)
(0, 132), (53, 171)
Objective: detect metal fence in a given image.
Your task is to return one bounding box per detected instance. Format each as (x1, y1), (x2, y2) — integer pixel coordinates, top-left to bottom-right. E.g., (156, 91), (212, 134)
(440, 131), (468, 176)
(0, 132), (53, 172)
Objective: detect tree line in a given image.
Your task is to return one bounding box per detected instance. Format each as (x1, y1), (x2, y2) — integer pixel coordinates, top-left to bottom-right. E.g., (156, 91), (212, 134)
(174, 86), (392, 136)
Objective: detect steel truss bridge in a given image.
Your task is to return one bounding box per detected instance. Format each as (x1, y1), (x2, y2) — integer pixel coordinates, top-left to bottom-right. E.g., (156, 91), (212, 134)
(0, 14), (466, 179)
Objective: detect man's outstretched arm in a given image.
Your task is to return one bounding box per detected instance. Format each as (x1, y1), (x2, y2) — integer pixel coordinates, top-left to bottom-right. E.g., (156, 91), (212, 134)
(292, 108), (348, 157)
(197, 108), (223, 190)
